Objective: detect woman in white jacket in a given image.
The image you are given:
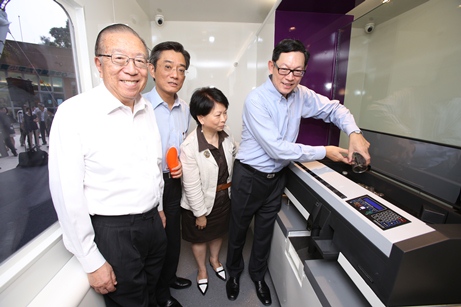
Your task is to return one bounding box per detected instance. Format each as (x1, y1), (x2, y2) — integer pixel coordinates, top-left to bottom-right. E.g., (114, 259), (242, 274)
(180, 87), (236, 296)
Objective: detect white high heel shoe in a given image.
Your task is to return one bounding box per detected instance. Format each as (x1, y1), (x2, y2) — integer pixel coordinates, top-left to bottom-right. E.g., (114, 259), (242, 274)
(197, 278), (208, 295)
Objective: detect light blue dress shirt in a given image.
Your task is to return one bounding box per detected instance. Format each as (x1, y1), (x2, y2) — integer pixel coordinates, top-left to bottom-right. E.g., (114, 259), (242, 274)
(143, 87), (191, 172)
(236, 76), (360, 173)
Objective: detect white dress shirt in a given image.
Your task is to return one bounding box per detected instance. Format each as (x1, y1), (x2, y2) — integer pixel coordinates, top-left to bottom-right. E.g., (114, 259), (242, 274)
(48, 84), (164, 273)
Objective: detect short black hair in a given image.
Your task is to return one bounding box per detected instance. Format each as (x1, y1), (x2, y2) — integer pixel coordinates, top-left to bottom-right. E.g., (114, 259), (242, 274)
(149, 41), (191, 70)
(272, 39), (310, 67)
(190, 87), (229, 126)
(94, 23), (148, 57)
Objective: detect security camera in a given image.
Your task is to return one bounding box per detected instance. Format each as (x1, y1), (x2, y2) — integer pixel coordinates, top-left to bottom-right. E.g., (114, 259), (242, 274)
(155, 15), (164, 27)
(364, 23), (375, 34)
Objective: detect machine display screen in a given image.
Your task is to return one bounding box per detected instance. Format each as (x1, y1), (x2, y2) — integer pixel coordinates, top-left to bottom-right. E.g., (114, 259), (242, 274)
(347, 195), (411, 230)
(363, 197), (384, 211)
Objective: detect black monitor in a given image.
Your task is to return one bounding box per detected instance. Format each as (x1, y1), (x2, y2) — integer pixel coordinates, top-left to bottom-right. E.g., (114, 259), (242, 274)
(362, 129), (461, 210)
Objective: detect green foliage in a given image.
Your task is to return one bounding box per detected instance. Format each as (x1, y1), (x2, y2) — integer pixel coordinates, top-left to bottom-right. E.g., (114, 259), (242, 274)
(40, 20), (71, 48)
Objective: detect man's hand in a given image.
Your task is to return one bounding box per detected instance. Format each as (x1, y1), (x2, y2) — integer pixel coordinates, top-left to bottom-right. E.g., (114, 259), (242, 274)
(88, 262), (117, 295)
(325, 146), (349, 163)
(347, 133), (371, 165)
(158, 210), (166, 228)
(170, 161), (183, 179)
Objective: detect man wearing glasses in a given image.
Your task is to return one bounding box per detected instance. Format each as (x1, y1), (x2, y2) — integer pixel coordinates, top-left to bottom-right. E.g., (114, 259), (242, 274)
(143, 41), (191, 307)
(49, 24), (166, 306)
(225, 39), (371, 306)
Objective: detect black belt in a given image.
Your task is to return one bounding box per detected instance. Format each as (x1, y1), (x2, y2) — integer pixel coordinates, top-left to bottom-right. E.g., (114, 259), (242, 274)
(163, 172), (181, 181)
(91, 206), (158, 223)
(236, 159), (283, 179)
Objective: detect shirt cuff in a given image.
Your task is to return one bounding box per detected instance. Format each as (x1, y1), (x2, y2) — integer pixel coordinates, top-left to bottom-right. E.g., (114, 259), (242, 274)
(345, 126), (361, 136)
(77, 247), (106, 273)
(314, 146), (327, 160)
(193, 207), (208, 218)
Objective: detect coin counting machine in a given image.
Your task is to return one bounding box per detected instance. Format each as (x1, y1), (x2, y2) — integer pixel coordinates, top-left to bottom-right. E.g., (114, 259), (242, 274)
(271, 130), (461, 306)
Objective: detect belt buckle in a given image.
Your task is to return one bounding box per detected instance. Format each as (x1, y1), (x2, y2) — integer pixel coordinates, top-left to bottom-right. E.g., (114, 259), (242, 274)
(267, 173), (275, 179)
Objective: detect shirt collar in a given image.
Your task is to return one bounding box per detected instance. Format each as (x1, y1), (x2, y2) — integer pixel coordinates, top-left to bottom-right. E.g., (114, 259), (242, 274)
(197, 127), (229, 152)
(97, 83), (147, 115)
(150, 87), (180, 110)
(266, 75), (299, 99)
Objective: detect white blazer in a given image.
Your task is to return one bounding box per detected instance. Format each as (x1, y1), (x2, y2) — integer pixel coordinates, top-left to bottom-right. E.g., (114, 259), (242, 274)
(180, 126), (236, 217)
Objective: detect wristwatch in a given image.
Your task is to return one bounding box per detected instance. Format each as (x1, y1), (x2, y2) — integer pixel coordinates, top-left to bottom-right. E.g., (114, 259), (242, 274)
(350, 130), (362, 135)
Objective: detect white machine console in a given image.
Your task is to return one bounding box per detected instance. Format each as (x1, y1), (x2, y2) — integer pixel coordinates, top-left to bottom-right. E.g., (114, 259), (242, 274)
(284, 161), (461, 307)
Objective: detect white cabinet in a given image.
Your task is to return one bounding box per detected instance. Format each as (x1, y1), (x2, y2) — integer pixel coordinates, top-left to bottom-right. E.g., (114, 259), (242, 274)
(268, 199), (322, 307)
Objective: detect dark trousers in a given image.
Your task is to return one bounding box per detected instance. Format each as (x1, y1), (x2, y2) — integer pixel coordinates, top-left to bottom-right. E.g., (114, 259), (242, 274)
(91, 207), (167, 307)
(39, 121), (47, 144)
(2, 135), (17, 156)
(156, 174), (182, 304)
(226, 160), (287, 281)
(19, 127), (26, 146)
(27, 129), (39, 149)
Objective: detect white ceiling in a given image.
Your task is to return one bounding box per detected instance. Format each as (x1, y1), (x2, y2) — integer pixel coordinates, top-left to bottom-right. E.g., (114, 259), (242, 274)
(134, 0), (432, 36)
(135, 0), (279, 23)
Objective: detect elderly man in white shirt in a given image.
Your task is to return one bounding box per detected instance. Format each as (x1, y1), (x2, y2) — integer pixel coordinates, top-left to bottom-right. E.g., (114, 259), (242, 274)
(48, 24), (166, 307)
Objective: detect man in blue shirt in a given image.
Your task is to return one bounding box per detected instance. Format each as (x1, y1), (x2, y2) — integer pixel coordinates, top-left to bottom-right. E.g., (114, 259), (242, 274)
(225, 39), (371, 306)
(143, 41), (191, 307)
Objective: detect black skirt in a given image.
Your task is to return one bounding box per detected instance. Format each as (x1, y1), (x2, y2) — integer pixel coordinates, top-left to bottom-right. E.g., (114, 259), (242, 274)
(182, 190), (230, 243)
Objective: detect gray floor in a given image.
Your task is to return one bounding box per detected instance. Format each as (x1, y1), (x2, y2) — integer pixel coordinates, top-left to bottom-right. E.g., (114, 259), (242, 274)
(0, 127), (46, 173)
(0, 151), (20, 172)
(171, 232), (281, 307)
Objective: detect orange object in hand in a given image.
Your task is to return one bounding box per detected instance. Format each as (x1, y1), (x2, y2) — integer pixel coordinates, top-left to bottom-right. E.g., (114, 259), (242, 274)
(166, 147), (179, 170)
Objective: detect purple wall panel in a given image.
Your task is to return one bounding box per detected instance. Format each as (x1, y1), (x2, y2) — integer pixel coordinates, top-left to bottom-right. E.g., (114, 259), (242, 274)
(275, 10), (353, 146)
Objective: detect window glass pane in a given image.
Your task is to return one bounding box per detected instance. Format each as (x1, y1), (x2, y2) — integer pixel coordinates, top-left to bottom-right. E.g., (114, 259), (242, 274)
(0, 0), (78, 265)
(49, 93), (65, 111)
(40, 92), (53, 105)
(39, 76), (52, 92)
(0, 71), (7, 108)
(24, 73), (39, 92)
(0, 70), (6, 83)
(52, 77), (63, 92)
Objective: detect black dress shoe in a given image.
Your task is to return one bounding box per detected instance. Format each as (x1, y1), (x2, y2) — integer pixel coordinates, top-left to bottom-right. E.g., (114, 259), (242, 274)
(226, 276), (240, 301)
(169, 277), (192, 289)
(254, 280), (272, 306)
(159, 296), (182, 307)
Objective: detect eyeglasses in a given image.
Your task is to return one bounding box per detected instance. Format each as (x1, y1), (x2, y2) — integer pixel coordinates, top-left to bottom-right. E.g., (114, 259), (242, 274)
(273, 62), (305, 77)
(98, 54), (149, 69)
(158, 63), (187, 76)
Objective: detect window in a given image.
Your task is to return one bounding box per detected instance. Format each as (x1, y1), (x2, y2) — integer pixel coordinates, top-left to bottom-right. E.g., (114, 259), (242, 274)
(0, 0), (77, 264)
(23, 73), (39, 92)
(53, 77), (63, 92)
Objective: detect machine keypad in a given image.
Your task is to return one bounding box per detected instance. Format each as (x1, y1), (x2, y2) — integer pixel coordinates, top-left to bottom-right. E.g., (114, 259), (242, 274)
(347, 195), (410, 230)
